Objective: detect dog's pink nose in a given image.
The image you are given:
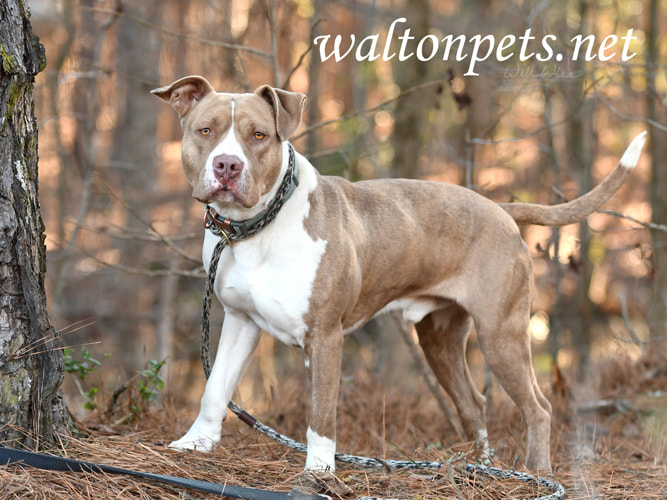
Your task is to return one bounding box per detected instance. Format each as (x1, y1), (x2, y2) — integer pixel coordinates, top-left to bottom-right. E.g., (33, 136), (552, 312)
(212, 154), (243, 183)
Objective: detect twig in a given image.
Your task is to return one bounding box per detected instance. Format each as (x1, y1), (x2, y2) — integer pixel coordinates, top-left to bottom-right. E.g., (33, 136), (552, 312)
(615, 290), (667, 346)
(282, 19), (322, 90)
(293, 79), (450, 140)
(74, 221), (200, 243)
(84, 251), (205, 279)
(600, 94), (667, 133)
(82, 5), (272, 60)
(53, 0), (122, 299)
(445, 450), (474, 500)
(98, 176), (203, 265)
(618, 290), (645, 357)
(551, 185), (667, 233)
(469, 74), (604, 146)
(266, 0), (280, 87)
(597, 209), (667, 233)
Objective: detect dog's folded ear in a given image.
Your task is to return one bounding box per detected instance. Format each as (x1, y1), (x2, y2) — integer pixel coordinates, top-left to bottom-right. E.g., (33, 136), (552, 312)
(255, 85), (307, 141)
(151, 75), (215, 118)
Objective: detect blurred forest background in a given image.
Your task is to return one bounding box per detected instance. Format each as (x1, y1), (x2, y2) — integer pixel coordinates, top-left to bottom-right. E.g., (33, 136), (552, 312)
(26, 0), (666, 421)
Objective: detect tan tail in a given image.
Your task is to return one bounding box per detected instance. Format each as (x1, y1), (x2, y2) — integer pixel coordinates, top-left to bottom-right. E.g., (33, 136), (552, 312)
(500, 132), (647, 226)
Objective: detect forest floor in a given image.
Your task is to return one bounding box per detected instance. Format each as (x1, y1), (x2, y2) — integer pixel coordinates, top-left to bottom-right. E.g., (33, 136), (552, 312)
(1, 354), (666, 499)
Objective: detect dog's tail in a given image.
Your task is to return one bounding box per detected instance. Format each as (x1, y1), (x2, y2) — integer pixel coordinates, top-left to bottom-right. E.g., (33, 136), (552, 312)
(500, 131), (647, 226)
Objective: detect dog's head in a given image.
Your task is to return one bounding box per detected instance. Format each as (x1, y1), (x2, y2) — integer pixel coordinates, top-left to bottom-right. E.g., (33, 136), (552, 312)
(152, 76), (306, 214)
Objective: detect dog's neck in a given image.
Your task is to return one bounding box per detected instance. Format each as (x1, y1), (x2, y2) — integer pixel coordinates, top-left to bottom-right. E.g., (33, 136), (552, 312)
(204, 143), (299, 242)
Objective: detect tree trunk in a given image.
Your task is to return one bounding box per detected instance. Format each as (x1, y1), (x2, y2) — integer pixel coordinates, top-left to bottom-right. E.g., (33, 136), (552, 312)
(0, 0), (73, 447)
(647, 0), (667, 343)
(568, 0), (595, 373)
(109, 1), (162, 366)
(390, 0), (431, 179)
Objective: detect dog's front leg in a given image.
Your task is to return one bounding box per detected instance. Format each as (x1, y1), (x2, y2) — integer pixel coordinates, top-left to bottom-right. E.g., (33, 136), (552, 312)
(169, 312), (261, 452)
(304, 329), (343, 471)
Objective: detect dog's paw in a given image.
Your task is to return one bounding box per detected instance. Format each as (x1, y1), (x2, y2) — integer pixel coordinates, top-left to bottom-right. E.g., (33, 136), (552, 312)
(167, 435), (215, 452)
(168, 415), (222, 452)
(168, 423), (220, 452)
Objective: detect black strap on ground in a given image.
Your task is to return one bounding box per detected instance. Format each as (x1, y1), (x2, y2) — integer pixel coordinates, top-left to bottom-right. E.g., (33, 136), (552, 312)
(0, 446), (328, 500)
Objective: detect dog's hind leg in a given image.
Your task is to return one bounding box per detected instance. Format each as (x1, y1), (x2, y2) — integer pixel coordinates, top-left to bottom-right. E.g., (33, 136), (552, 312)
(474, 259), (552, 471)
(476, 318), (552, 471)
(415, 305), (489, 451)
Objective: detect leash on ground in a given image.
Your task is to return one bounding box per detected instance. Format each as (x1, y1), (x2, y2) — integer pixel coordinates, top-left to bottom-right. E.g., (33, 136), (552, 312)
(0, 445), (328, 500)
(201, 237), (566, 500)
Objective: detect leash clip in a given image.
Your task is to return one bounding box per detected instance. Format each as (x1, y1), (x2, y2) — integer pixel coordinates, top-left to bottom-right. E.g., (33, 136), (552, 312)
(204, 206), (233, 246)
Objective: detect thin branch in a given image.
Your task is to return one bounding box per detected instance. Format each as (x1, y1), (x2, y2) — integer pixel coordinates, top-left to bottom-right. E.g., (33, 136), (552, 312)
(82, 5), (272, 60)
(596, 208), (667, 233)
(551, 185), (667, 233)
(618, 290), (645, 357)
(469, 75), (603, 146)
(85, 251), (205, 279)
(74, 222), (200, 244)
(267, 0), (280, 87)
(600, 95), (667, 133)
(293, 79), (451, 140)
(282, 19), (322, 90)
(98, 176), (203, 265)
(54, 1), (122, 299)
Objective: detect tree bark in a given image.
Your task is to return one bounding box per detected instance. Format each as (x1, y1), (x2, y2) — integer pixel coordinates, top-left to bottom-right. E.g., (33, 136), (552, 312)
(109, 1), (162, 366)
(647, 0), (667, 343)
(567, 0), (595, 373)
(390, 0), (431, 179)
(0, 0), (73, 447)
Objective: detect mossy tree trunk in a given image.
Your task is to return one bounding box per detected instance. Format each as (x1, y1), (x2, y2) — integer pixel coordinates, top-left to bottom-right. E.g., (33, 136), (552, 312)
(0, 0), (74, 447)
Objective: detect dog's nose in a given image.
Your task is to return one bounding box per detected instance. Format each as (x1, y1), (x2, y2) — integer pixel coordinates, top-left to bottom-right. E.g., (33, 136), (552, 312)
(212, 154), (243, 182)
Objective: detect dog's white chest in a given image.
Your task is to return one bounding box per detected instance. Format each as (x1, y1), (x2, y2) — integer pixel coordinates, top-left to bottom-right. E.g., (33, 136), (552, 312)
(202, 181), (326, 347)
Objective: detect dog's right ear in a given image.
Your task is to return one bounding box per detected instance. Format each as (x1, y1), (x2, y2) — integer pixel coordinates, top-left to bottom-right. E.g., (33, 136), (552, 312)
(151, 76), (215, 118)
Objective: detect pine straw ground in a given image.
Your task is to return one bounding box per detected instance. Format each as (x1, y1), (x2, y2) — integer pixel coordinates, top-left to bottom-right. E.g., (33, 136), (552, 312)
(1, 357), (666, 500)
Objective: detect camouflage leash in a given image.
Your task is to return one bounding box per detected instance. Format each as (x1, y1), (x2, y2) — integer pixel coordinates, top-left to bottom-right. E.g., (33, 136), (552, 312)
(199, 145), (565, 500)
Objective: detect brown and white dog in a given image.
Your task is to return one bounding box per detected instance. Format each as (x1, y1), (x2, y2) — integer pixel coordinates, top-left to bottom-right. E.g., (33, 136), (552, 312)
(152, 75), (646, 473)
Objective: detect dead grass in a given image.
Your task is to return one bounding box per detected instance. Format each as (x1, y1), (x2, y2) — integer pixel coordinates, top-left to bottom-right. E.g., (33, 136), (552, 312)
(2, 362), (666, 499)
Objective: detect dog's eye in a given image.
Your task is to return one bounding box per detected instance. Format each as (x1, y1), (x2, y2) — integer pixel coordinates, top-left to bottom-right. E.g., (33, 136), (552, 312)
(199, 128), (212, 136)
(253, 131), (266, 141)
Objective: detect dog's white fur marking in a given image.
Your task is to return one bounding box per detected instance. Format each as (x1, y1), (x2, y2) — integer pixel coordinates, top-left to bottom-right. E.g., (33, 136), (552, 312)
(620, 131), (647, 169)
(477, 427), (490, 457)
(169, 312), (261, 451)
(206, 147), (327, 348)
(170, 147), (327, 452)
(305, 426), (336, 471)
(204, 99), (254, 213)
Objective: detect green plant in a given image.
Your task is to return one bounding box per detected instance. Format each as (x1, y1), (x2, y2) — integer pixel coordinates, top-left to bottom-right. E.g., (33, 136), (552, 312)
(64, 346), (101, 380)
(64, 346), (102, 410)
(130, 359), (167, 416)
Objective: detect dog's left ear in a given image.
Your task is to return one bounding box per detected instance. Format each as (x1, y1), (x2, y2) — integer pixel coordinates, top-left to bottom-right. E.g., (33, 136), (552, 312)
(255, 86), (307, 141)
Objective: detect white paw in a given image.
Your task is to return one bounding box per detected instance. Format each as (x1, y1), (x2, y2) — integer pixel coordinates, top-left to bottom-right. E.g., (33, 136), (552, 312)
(168, 434), (216, 452)
(168, 418), (221, 452)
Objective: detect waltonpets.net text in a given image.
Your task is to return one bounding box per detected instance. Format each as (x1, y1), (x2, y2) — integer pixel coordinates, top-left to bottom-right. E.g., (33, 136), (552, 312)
(313, 18), (638, 76)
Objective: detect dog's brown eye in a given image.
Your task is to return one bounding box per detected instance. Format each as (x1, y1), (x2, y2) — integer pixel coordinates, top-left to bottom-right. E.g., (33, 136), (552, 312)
(199, 128), (212, 136)
(253, 131), (266, 140)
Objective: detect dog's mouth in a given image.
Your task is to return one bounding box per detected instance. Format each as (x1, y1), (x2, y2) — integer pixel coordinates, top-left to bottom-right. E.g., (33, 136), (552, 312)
(194, 181), (258, 209)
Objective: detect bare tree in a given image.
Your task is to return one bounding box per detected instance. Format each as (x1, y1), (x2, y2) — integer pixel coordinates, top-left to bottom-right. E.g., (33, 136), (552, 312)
(0, 0), (73, 446)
